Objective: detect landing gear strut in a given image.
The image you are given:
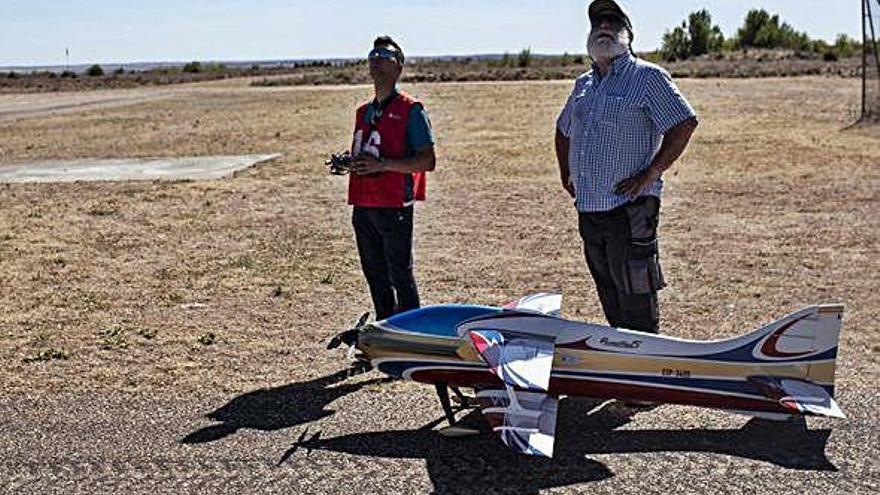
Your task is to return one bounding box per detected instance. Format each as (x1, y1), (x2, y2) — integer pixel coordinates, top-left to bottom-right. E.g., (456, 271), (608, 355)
(435, 382), (480, 437)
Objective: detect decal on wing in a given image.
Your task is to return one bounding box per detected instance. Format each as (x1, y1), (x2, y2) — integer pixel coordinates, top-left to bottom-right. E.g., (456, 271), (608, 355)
(468, 329), (555, 391)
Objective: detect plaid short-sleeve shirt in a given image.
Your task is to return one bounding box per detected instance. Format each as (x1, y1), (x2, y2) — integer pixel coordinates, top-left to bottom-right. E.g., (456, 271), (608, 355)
(556, 54), (697, 212)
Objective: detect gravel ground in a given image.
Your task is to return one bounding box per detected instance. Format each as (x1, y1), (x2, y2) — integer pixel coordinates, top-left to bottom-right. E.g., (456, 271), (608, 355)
(1, 384), (877, 494)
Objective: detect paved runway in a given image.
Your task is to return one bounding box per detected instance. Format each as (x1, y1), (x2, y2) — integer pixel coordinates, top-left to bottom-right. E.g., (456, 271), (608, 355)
(1, 380), (876, 494)
(0, 155), (281, 183)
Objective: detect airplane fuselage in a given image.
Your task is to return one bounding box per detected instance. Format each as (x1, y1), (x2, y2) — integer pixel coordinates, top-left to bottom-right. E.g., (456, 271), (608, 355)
(355, 304), (841, 417)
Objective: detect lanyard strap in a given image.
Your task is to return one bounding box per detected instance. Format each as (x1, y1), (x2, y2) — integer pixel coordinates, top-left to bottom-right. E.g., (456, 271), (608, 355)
(367, 90), (399, 134)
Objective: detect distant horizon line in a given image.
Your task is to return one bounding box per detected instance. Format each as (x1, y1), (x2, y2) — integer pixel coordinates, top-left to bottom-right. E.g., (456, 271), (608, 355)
(2, 36), (863, 72)
(0, 52), (586, 72)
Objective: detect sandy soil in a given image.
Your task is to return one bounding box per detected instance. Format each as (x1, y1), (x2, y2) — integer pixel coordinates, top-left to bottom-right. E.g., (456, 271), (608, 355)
(0, 77), (877, 493)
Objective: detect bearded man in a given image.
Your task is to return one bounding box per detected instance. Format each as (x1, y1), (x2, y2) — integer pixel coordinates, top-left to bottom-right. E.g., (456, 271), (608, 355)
(555, 0), (698, 334)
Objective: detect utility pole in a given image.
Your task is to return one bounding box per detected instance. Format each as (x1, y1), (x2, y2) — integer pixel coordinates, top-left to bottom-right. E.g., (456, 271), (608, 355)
(865, 0), (880, 120)
(65, 47), (70, 72)
(868, 1), (880, 77)
(863, 0), (868, 120)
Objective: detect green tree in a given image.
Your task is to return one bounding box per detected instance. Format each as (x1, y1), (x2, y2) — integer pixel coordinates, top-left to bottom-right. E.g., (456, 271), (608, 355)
(786, 29), (811, 51)
(661, 10), (725, 61)
(661, 22), (691, 62)
(736, 9), (810, 51)
(737, 9), (772, 48)
(688, 9), (724, 56)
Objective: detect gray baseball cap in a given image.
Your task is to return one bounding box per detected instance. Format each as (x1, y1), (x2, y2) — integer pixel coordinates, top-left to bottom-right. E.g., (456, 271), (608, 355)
(588, 0), (633, 39)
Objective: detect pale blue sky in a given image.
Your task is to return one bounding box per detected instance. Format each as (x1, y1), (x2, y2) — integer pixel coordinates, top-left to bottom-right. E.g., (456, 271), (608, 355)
(0, 0), (869, 66)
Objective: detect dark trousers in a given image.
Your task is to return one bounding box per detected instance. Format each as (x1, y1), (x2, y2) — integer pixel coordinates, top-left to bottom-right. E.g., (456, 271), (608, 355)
(578, 196), (665, 334)
(352, 206), (420, 320)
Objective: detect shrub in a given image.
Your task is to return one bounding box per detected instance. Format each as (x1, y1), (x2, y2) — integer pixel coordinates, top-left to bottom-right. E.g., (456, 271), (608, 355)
(499, 52), (511, 67)
(834, 34), (859, 59)
(22, 348), (69, 363)
(114, 67), (125, 75)
(517, 48), (532, 68)
(559, 52), (573, 66)
(642, 51), (664, 64)
(100, 326), (127, 350)
(86, 64), (104, 76)
(60, 70), (77, 78)
(182, 61), (202, 73)
(197, 332), (216, 346)
(811, 39), (831, 55)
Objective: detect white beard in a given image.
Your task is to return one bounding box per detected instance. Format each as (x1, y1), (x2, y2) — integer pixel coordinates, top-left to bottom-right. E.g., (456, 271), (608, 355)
(587, 28), (630, 61)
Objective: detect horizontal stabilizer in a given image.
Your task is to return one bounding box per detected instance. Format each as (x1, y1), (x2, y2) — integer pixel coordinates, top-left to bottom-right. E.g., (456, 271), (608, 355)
(503, 293), (562, 316)
(749, 376), (845, 419)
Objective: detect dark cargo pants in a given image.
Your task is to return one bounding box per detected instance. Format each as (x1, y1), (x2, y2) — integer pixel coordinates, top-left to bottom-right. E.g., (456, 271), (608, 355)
(352, 206), (420, 320)
(578, 196), (665, 334)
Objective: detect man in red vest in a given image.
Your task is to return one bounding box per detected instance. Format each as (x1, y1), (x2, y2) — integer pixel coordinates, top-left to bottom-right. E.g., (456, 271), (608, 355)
(348, 36), (436, 320)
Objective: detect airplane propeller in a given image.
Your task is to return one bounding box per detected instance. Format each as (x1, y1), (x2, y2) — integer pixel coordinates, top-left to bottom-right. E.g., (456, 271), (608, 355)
(326, 311), (370, 352)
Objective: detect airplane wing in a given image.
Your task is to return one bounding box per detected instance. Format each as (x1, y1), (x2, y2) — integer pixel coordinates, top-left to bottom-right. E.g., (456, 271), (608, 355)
(467, 328), (555, 391)
(465, 326), (560, 456)
(475, 386), (559, 458)
(502, 293), (562, 316)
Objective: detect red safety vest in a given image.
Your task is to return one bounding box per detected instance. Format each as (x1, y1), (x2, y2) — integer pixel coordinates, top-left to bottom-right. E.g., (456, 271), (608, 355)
(348, 91), (427, 208)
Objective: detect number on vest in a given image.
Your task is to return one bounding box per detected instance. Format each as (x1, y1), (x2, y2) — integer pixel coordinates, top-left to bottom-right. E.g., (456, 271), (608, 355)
(352, 129), (381, 158)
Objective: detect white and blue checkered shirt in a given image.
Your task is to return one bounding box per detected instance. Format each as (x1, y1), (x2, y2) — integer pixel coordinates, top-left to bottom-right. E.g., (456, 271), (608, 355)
(556, 54), (697, 212)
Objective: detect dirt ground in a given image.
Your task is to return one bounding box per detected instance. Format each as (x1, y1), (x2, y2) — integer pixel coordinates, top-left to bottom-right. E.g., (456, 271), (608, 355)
(0, 76), (878, 494)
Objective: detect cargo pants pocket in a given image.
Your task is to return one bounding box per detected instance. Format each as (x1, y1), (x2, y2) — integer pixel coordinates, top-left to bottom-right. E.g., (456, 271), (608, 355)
(622, 197), (665, 295)
(624, 239), (665, 295)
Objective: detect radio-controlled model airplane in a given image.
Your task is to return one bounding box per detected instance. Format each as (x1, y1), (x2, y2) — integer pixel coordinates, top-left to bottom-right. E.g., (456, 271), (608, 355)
(327, 294), (844, 458)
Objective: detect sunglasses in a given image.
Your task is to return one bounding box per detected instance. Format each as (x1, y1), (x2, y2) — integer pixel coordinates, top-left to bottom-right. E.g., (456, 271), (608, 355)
(594, 13), (626, 30)
(368, 47), (401, 64)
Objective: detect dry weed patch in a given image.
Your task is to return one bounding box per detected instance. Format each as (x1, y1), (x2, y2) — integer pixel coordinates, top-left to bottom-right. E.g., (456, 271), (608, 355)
(0, 77), (877, 395)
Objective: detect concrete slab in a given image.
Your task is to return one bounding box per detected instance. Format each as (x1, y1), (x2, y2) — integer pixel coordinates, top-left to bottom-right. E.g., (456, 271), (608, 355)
(0, 154), (281, 183)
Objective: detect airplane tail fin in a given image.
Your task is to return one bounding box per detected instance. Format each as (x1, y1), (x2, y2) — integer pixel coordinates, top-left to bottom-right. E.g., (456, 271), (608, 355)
(738, 304), (845, 419)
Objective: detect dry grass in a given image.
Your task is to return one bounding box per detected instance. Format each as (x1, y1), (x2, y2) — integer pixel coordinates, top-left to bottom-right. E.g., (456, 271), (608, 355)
(2, 51), (863, 95)
(0, 77), (877, 398)
(253, 55), (865, 87)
